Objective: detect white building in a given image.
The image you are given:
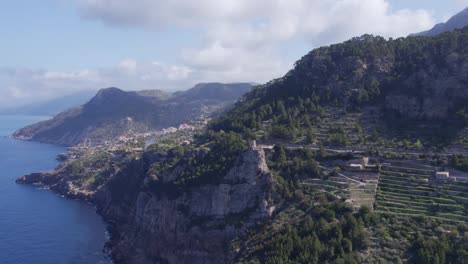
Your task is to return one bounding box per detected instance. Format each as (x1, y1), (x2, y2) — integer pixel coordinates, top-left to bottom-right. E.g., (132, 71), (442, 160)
(435, 171), (450, 181)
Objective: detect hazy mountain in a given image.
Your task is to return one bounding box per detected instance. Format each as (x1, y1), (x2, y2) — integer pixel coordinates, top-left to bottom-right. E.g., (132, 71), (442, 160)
(412, 7), (468, 36)
(13, 83), (253, 146)
(0, 90), (97, 116)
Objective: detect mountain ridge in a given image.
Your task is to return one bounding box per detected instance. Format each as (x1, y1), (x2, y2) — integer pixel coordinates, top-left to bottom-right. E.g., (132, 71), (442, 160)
(13, 83), (253, 146)
(212, 26), (468, 148)
(412, 7), (468, 36)
(0, 90), (96, 116)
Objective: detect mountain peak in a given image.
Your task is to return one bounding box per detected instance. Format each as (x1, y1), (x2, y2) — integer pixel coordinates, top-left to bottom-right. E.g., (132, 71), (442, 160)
(95, 87), (126, 97)
(412, 7), (468, 36)
(13, 83), (254, 146)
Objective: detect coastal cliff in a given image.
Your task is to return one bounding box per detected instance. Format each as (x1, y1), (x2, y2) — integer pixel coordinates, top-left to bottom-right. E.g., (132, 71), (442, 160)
(17, 146), (277, 263)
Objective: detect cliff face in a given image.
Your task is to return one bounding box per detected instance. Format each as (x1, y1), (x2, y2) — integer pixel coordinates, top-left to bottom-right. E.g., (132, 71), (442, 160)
(290, 32), (467, 121)
(17, 146), (276, 264)
(100, 146), (275, 264)
(383, 50), (468, 120)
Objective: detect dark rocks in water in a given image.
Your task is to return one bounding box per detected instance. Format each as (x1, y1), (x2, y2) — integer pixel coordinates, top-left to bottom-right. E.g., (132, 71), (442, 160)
(56, 153), (69, 162)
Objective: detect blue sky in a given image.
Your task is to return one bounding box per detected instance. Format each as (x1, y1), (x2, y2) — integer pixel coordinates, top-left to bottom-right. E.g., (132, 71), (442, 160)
(0, 0), (467, 107)
(1, 1), (200, 69)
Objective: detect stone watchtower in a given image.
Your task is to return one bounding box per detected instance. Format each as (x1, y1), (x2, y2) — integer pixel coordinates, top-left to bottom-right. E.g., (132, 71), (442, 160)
(251, 140), (257, 148)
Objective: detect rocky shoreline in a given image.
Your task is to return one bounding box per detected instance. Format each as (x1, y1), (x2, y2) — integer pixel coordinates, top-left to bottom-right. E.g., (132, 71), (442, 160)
(16, 171), (118, 262)
(16, 167), (140, 264)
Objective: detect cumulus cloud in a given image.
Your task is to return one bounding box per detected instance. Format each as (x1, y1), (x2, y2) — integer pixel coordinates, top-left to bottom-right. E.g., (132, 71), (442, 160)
(79, 0), (433, 42)
(1, 0), (437, 107)
(0, 61), (194, 108)
(78, 0), (434, 81)
(0, 56), (283, 109)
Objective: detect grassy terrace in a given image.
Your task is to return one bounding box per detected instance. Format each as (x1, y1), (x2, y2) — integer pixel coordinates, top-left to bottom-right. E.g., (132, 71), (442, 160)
(302, 178), (351, 198)
(374, 210), (467, 224)
(310, 106), (462, 152)
(313, 108), (375, 147)
(302, 171), (378, 209)
(375, 164), (468, 223)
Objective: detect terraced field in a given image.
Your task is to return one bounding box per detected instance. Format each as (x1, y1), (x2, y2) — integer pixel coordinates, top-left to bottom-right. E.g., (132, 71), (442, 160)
(314, 108), (372, 146)
(310, 106), (468, 153)
(375, 164), (468, 223)
(347, 172), (378, 210)
(302, 177), (351, 200)
(302, 170), (378, 209)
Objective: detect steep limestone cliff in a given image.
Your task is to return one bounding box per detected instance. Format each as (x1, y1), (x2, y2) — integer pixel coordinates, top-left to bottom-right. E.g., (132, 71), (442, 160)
(100, 146), (275, 264)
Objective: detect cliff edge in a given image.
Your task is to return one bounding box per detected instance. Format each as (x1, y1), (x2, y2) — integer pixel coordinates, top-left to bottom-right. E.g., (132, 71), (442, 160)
(17, 146), (277, 263)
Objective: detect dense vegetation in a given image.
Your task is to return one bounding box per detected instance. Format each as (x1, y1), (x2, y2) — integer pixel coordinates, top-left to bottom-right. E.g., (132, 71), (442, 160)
(146, 130), (248, 195)
(412, 232), (467, 264)
(238, 199), (376, 264)
(63, 152), (116, 189)
(210, 27), (468, 145)
(175, 131), (248, 185)
(451, 154), (468, 172)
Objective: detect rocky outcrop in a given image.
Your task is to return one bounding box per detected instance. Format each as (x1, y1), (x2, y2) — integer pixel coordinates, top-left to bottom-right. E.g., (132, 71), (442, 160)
(98, 146), (275, 264)
(16, 170), (96, 202)
(383, 51), (468, 120)
(17, 146), (276, 264)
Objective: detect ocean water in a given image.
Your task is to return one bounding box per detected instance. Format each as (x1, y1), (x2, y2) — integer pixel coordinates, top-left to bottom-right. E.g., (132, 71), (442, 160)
(0, 115), (111, 264)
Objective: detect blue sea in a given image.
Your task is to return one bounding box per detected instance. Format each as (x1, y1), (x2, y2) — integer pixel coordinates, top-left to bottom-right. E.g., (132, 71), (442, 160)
(0, 115), (111, 264)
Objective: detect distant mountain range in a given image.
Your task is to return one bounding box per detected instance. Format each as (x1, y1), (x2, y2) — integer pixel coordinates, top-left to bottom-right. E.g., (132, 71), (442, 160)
(13, 83), (253, 146)
(412, 7), (468, 36)
(0, 90), (97, 116)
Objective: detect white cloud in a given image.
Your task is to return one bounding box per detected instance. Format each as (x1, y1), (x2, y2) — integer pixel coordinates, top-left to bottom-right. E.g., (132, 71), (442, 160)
(78, 0), (434, 42)
(0, 61), (194, 108)
(6, 86), (27, 99)
(117, 59), (138, 74)
(1, 0), (437, 108)
(77, 0), (433, 80)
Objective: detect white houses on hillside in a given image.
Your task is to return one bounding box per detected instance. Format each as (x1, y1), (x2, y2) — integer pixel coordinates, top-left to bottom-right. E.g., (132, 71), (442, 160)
(348, 157), (369, 171)
(435, 171), (457, 182)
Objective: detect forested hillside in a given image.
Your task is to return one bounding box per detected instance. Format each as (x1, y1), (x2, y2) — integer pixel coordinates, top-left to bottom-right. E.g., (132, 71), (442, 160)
(212, 27), (468, 149)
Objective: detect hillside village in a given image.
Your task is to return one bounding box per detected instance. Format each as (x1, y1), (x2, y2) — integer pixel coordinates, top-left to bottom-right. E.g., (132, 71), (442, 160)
(60, 118), (209, 162)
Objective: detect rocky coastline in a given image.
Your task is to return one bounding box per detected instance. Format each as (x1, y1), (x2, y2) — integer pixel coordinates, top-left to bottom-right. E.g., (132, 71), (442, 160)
(16, 146), (277, 264)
